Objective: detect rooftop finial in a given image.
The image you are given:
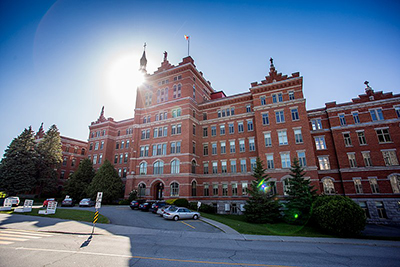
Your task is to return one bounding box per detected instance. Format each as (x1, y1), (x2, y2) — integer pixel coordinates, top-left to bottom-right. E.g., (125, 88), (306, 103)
(270, 57), (274, 68)
(364, 80), (374, 96)
(163, 51), (168, 62)
(100, 106), (104, 117)
(139, 43), (147, 72)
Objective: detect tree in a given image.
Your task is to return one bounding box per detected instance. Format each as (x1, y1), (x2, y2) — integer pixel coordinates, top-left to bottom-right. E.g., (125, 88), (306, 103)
(244, 157), (281, 223)
(87, 160), (123, 204)
(64, 159), (95, 200)
(0, 127), (38, 195)
(36, 125), (63, 196)
(284, 158), (317, 225)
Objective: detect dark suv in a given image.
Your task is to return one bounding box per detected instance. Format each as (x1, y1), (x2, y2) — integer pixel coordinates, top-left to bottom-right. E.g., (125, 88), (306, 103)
(150, 201), (166, 213)
(130, 199), (146, 210)
(139, 201), (156, 211)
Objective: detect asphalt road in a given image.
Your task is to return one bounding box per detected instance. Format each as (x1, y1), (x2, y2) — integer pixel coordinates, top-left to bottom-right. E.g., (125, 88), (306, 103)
(62, 205), (222, 233)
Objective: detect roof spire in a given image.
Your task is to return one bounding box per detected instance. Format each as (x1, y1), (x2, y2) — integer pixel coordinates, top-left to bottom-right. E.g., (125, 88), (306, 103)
(364, 80), (374, 96)
(270, 57), (274, 68)
(139, 43), (147, 72)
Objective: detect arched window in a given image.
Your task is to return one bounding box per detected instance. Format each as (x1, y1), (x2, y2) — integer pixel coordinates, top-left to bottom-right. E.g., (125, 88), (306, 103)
(139, 162), (147, 175)
(191, 160), (196, 174)
(171, 159), (180, 174)
(177, 84), (181, 97)
(81, 148), (85, 155)
(283, 178), (290, 195)
(173, 85), (177, 98)
(153, 161), (164, 174)
(138, 183), (146, 197)
(389, 174), (400, 193)
(143, 117), (147, 123)
(323, 179), (335, 194)
(171, 182), (179, 197)
(157, 90), (161, 103)
(191, 181), (197, 196)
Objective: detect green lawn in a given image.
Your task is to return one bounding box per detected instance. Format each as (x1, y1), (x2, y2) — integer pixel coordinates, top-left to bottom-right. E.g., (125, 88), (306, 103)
(0, 208), (109, 224)
(201, 213), (334, 237)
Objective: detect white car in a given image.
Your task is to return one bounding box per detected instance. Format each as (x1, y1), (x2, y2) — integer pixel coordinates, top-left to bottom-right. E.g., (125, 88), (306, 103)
(6, 196), (20, 207)
(163, 207), (200, 221)
(157, 205), (176, 216)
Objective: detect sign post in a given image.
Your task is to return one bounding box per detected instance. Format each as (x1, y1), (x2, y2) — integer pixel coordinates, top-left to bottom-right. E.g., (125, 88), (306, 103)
(91, 192), (103, 235)
(197, 201), (201, 211)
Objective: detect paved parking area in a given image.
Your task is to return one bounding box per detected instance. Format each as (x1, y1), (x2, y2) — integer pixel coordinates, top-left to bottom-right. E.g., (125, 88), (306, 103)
(62, 205), (222, 233)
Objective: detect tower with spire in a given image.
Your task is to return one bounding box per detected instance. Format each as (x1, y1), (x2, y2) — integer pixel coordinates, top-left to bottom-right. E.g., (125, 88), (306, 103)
(139, 43), (147, 73)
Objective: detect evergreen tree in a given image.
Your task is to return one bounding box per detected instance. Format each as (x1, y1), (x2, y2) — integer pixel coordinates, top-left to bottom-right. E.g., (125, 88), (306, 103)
(64, 159), (95, 200)
(87, 160), (123, 204)
(284, 157), (317, 225)
(244, 157), (281, 223)
(0, 127), (38, 195)
(36, 125), (63, 196)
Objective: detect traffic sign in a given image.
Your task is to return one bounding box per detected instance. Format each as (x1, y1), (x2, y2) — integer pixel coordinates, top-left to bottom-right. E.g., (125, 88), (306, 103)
(96, 192), (103, 202)
(95, 202), (101, 209)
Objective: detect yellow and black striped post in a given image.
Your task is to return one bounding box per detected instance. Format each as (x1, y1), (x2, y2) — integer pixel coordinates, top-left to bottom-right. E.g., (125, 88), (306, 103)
(90, 210), (99, 236)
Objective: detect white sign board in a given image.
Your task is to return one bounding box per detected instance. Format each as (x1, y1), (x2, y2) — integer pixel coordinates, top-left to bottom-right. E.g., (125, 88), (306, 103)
(95, 202), (101, 209)
(197, 201), (201, 209)
(96, 192), (103, 202)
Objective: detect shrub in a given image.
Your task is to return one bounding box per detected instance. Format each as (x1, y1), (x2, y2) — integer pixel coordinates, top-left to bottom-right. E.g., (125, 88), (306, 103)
(188, 202), (216, 213)
(312, 195), (366, 237)
(118, 199), (131, 205)
(174, 198), (189, 207)
(128, 190), (138, 202)
(166, 199), (177, 205)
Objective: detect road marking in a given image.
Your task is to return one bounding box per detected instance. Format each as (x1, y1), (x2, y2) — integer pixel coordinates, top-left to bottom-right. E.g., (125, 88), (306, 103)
(0, 233), (41, 239)
(0, 236), (29, 241)
(0, 229), (54, 245)
(0, 229), (54, 237)
(180, 220), (196, 229)
(0, 241), (13, 245)
(9, 247), (294, 267)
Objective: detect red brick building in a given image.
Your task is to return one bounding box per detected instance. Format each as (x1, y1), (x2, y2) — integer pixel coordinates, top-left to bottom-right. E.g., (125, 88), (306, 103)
(86, 50), (399, 223)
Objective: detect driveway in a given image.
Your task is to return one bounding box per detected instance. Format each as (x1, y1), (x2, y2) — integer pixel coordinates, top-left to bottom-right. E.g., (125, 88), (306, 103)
(63, 205), (222, 233)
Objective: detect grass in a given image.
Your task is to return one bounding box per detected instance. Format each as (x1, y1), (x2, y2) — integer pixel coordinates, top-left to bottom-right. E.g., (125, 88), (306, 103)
(0, 208), (109, 224)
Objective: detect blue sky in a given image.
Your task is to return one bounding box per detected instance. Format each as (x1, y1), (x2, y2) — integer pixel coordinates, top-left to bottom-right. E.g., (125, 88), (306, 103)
(1, 0), (399, 156)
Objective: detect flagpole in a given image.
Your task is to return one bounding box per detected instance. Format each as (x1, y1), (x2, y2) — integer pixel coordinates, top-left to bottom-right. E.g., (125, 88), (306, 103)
(188, 36), (190, 56)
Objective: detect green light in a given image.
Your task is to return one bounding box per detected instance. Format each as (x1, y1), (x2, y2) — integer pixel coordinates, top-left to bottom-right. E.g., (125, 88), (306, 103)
(294, 214), (299, 219)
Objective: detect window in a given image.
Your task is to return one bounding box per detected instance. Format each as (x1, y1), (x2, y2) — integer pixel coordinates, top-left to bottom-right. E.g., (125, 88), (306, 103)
(246, 105), (251, 112)
(119, 154), (123, 164)
(278, 130), (288, 145)
(203, 144), (208, 156)
(348, 153), (357, 168)
(92, 155), (97, 165)
(176, 142), (181, 153)
(242, 182), (248, 195)
(203, 113), (207, 120)
(138, 183), (146, 197)
(239, 139), (245, 152)
(294, 129), (303, 144)
(121, 141), (124, 149)
(318, 156), (330, 170)
(228, 123), (234, 134)
(354, 178), (363, 194)
(389, 174), (400, 193)
(278, 93), (283, 102)
(145, 93), (152, 106)
(240, 159), (247, 173)
(230, 140), (236, 153)
(170, 143), (176, 154)
(203, 127), (208, 137)
(153, 161), (164, 174)
(315, 136), (327, 150)
(192, 142), (196, 154)
(357, 131), (367, 145)
(369, 178), (379, 193)
(60, 171), (65, 179)
(289, 91), (294, 100)
(172, 108), (181, 118)
(221, 141), (226, 154)
(353, 112), (360, 124)
(116, 142), (120, 149)
(170, 182), (179, 197)
(71, 158), (76, 166)
(343, 133), (352, 147)
(220, 125), (225, 135)
(395, 106), (400, 118)
(275, 111), (285, 123)
(191, 181), (197, 196)
(98, 154), (102, 164)
(203, 162), (209, 174)
(124, 153), (128, 163)
(247, 120), (254, 131)
(249, 138), (255, 151)
(126, 140), (130, 148)
(204, 183), (209, 196)
(114, 155), (118, 164)
(221, 161), (227, 173)
(211, 126), (217, 136)
(362, 152), (372, 167)
(212, 143), (217, 155)
(262, 113), (269, 125)
(231, 159), (237, 173)
(191, 160), (196, 174)
(359, 202), (370, 218)
(212, 162), (218, 174)
(139, 162), (147, 175)
(163, 127), (168, 137)
(94, 142), (99, 150)
(283, 179), (290, 195)
(376, 129), (392, 143)
(264, 132), (272, 147)
(177, 124), (181, 134)
(193, 85), (196, 99)
(266, 154), (274, 169)
(141, 130), (146, 140)
(213, 184), (219, 196)
(370, 108), (384, 121)
(238, 122), (244, 133)
(260, 96), (266, 105)
(375, 201), (387, 219)
(250, 158), (256, 171)
(323, 179), (335, 194)
(222, 184), (228, 196)
(311, 119), (322, 130)
(297, 151), (306, 167)
(339, 114), (346, 126)
(232, 183), (238, 196)
(171, 159), (180, 174)
(123, 168), (127, 178)
(291, 108), (299, 121)
(281, 152), (290, 168)
(382, 150), (399, 166)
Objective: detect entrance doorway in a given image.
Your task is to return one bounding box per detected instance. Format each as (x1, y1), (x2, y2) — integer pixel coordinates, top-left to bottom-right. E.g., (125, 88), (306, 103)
(154, 182), (164, 200)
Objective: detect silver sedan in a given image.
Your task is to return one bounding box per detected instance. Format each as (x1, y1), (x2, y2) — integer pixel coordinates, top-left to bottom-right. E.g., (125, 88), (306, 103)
(162, 207), (200, 221)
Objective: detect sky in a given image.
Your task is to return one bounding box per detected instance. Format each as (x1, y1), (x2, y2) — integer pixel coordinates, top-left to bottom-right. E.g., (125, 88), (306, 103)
(1, 0), (399, 157)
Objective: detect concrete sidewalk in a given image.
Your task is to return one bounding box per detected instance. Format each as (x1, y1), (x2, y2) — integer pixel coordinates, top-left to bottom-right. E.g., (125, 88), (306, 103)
(1, 213), (399, 248)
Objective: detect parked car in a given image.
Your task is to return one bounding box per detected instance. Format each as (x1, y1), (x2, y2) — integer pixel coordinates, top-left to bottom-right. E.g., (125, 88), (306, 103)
(150, 201), (166, 213)
(163, 207), (200, 221)
(130, 199), (147, 210)
(79, 198), (95, 207)
(139, 201), (156, 211)
(61, 198), (74, 207)
(43, 198), (56, 207)
(6, 196), (20, 207)
(156, 205), (176, 216)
